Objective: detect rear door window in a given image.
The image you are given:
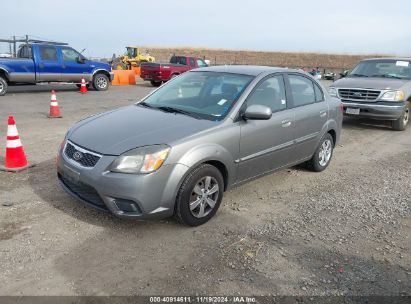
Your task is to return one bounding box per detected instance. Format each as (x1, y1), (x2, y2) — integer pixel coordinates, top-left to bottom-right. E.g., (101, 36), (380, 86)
(17, 45), (32, 59)
(39, 46), (58, 62)
(288, 74), (316, 107)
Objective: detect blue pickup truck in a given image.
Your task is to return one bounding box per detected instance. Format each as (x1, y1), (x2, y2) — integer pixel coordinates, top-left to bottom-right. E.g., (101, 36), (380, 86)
(0, 42), (113, 95)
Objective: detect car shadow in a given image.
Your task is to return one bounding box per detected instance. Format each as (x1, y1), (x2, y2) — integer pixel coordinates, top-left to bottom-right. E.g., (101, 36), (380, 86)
(343, 116), (393, 131)
(27, 158), (178, 229)
(136, 82), (155, 88)
(7, 84), (95, 94)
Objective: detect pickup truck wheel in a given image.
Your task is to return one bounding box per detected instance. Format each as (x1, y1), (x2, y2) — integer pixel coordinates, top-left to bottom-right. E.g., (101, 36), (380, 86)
(93, 74), (109, 91)
(306, 133), (334, 172)
(150, 81), (162, 87)
(175, 164), (224, 226)
(0, 76), (7, 96)
(392, 103), (409, 131)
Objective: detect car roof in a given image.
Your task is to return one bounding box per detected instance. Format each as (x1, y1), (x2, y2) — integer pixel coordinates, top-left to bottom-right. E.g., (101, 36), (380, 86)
(194, 65), (292, 76)
(361, 57), (411, 62)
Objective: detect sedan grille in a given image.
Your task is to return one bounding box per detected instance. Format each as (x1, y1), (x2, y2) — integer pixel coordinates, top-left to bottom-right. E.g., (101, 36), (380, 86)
(64, 142), (101, 168)
(338, 88), (381, 102)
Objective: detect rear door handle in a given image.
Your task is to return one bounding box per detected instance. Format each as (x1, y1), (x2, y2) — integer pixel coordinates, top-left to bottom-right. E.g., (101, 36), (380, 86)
(281, 119), (292, 127)
(320, 110), (327, 117)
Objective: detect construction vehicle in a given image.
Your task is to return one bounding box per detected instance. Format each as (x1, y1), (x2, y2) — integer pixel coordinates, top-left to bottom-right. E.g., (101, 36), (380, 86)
(112, 46), (155, 70)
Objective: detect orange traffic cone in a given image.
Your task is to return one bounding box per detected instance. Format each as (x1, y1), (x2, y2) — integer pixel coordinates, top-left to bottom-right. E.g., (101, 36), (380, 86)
(80, 77), (88, 94)
(0, 116), (32, 172)
(48, 90), (62, 118)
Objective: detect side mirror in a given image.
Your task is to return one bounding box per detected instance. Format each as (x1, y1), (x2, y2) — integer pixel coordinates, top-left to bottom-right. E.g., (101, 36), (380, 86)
(76, 56), (86, 64)
(243, 104), (272, 120)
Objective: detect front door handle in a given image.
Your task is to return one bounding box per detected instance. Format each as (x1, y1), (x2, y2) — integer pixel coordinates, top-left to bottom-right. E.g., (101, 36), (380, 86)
(320, 110), (327, 117)
(281, 119), (292, 127)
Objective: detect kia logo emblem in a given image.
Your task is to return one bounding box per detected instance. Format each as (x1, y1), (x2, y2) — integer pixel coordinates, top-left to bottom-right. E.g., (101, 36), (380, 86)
(73, 151), (83, 161)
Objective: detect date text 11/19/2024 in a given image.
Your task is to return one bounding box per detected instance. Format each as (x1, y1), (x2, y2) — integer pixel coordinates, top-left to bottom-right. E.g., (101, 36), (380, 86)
(149, 296), (256, 303)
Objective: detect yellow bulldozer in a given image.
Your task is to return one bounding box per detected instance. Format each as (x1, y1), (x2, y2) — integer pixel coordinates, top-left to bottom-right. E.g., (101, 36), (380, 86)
(111, 46), (155, 70)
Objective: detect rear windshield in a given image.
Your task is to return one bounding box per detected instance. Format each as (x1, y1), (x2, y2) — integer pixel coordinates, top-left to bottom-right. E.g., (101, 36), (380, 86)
(349, 59), (411, 80)
(139, 71), (254, 121)
(170, 56), (187, 65)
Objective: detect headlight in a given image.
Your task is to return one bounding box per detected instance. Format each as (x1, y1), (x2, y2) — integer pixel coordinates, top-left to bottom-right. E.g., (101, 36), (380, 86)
(328, 87), (338, 97)
(109, 145), (170, 174)
(380, 90), (405, 102)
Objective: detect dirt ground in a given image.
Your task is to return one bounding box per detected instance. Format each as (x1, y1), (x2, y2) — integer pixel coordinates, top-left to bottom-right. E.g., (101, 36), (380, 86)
(0, 81), (410, 296)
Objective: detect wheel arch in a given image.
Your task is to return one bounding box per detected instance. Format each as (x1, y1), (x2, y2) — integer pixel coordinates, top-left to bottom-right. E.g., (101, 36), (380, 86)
(92, 69), (111, 80)
(0, 67), (9, 82)
(327, 129), (337, 147)
(203, 160), (229, 191)
(173, 143), (236, 194)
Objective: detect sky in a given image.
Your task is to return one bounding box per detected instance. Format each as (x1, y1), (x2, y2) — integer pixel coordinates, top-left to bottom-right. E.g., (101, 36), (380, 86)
(1, 0), (411, 58)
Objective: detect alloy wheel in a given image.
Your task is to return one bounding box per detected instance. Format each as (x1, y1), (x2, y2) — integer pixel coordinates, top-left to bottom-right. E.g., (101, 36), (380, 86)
(404, 107), (409, 125)
(96, 76), (108, 89)
(189, 176), (219, 218)
(318, 139), (332, 167)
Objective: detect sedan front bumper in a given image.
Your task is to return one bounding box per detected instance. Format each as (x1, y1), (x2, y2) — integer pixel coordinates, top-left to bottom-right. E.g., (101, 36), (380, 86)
(57, 141), (189, 219)
(342, 101), (407, 120)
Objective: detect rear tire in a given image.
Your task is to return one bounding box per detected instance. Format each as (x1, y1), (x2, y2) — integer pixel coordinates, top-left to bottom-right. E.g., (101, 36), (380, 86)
(175, 164), (224, 226)
(0, 76), (8, 96)
(306, 133), (334, 172)
(392, 103), (409, 131)
(92, 73), (109, 91)
(150, 80), (162, 87)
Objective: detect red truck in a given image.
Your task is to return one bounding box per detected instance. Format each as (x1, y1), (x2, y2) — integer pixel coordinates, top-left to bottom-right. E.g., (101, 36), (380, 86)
(140, 56), (208, 86)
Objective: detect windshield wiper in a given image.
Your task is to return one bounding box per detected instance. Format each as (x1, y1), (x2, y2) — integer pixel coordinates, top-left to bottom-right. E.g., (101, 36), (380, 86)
(156, 106), (202, 119)
(348, 73), (368, 78)
(370, 74), (403, 79)
(137, 101), (155, 108)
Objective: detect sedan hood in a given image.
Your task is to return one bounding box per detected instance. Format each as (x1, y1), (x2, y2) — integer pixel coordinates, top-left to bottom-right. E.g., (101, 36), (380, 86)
(332, 77), (408, 90)
(68, 105), (217, 155)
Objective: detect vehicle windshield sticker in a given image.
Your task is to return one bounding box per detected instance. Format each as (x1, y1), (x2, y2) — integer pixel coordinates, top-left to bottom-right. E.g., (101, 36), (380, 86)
(218, 99), (228, 105)
(396, 61), (409, 67)
(281, 99), (286, 105)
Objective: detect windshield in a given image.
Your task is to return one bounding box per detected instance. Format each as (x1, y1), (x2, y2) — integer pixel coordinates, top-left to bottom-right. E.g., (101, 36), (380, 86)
(126, 47), (136, 57)
(349, 59), (411, 79)
(139, 71), (254, 121)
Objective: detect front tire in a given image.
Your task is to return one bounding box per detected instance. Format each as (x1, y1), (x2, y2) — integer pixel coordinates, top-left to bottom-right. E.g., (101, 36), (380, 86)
(93, 73), (109, 91)
(175, 164), (224, 226)
(0, 76), (8, 96)
(306, 133), (334, 172)
(392, 103), (409, 131)
(150, 80), (162, 87)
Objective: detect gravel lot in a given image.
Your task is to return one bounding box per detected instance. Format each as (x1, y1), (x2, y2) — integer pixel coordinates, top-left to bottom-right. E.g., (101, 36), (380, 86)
(0, 81), (410, 296)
